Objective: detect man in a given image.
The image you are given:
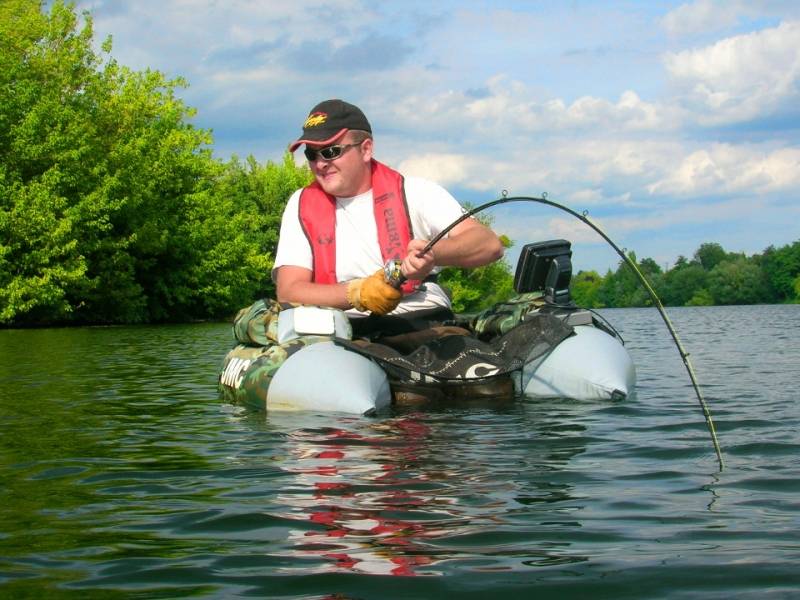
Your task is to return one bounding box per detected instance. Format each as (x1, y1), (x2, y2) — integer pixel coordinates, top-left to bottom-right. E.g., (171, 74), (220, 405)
(273, 99), (503, 332)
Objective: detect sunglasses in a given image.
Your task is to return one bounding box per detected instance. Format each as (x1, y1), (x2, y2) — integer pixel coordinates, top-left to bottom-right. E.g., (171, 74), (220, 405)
(304, 142), (362, 162)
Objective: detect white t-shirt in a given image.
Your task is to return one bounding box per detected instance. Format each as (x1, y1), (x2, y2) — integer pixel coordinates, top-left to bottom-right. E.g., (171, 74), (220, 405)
(272, 176), (466, 315)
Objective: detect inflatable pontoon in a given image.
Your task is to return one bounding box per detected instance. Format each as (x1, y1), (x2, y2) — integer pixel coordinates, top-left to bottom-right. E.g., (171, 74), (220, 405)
(219, 240), (636, 414)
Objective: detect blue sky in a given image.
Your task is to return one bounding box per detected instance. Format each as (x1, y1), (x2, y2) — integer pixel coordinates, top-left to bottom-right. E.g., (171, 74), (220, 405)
(77, 0), (800, 273)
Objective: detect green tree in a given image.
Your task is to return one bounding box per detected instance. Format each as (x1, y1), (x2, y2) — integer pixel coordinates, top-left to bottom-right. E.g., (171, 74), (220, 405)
(0, 1), (223, 323)
(598, 252), (662, 307)
(660, 259), (708, 306)
(1, 0), (94, 322)
(570, 270), (604, 308)
(0, 177), (87, 322)
(694, 242), (728, 271)
(438, 232), (514, 313)
(191, 154), (311, 316)
(707, 258), (771, 305)
(686, 288), (714, 306)
(1, 1), (528, 324)
(759, 241), (800, 302)
(555, 240), (799, 309)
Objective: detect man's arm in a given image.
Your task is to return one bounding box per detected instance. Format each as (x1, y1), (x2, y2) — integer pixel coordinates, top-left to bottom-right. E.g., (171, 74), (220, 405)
(401, 217), (504, 280)
(275, 265), (401, 314)
(275, 265), (352, 308)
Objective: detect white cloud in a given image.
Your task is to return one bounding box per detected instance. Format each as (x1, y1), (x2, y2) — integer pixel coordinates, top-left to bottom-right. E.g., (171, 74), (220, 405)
(393, 130), (800, 221)
(565, 91), (664, 130)
(661, 1), (800, 37)
(661, 0), (742, 36)
(386, 77), (677, 145)
(495, 216), (602, 250)
(567, 188), (605, 205)
(545, 217), (608, 243)
(396, 153), (472, 187)
(456, 139), (681, 198)
(664, 20), (800, 124)
(82, 0), (387, 81)
(648, 143), (800, 195)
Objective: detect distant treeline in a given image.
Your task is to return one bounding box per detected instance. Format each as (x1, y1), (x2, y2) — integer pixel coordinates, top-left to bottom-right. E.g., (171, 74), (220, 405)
(1, 2), (797, 327)
(569, 241), (800, 308)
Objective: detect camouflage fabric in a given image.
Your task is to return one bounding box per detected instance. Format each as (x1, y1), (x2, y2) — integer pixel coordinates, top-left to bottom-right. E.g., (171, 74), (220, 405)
(219, 335), (331, 410)
(232, 298), (285, 346)
(471, 291), (547, 339)
(224, 298), (355, 408)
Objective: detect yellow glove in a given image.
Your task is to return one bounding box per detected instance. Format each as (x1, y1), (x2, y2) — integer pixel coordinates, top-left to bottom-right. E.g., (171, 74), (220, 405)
(347, 269), (402, 315)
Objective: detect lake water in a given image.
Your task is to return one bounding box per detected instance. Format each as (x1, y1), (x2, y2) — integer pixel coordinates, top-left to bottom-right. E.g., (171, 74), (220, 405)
(1, 304), (799, 598)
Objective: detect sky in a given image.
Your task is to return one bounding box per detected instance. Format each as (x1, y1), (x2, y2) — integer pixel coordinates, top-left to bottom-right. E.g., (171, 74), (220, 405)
(74, 0), (800, 273)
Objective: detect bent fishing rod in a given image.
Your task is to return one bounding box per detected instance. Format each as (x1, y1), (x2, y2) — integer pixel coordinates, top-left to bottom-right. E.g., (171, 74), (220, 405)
(420, 191), (724, 470)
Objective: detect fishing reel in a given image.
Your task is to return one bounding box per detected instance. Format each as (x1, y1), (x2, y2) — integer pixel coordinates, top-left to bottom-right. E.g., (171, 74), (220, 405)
(383, 258), (405, 289)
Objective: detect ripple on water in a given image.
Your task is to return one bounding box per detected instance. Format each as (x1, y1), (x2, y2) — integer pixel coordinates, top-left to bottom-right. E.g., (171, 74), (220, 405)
(1, 307), (799, 597)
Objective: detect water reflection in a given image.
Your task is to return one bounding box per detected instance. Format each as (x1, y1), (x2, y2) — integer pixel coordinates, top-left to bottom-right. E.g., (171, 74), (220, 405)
(263, 405), (590, 576)
(271, 417), (444, 575)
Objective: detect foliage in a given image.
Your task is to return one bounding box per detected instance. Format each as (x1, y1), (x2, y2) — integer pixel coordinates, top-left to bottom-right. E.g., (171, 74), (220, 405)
(758, 241), (800, 302)
(574, 240), (798, 308)
(2, 1), (208, 322)
(659, 260), (708, 306)
(438, 224), (515, 313)
(594, 252), (663, 308)
(187, 154), (311, 317)
(686, 288), (714, 306)
(570, 270), (604, 308)
(694, 242), (729, 271)
(0, 1), (309, 324)
(707, 258), (771, 305)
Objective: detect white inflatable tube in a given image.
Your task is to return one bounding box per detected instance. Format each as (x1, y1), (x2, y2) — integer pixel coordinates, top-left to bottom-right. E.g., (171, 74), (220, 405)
(523, 325), (636, 400)
(266, 341), (391, 415)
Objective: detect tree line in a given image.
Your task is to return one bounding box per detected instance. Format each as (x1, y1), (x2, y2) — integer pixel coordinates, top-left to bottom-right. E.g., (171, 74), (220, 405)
(570, 241), (800, 309)
(1, 2), (797, 326)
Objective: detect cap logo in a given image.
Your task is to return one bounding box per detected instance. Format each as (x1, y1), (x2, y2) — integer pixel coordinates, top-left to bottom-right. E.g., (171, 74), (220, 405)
(303, 112), (327, 128)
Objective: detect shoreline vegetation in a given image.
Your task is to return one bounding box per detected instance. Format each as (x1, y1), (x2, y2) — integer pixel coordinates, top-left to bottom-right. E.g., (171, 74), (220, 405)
(2, 2), (798, 327)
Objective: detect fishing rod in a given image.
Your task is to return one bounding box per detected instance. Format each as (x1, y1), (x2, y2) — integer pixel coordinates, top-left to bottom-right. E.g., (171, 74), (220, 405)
(420, 191), (724, 470)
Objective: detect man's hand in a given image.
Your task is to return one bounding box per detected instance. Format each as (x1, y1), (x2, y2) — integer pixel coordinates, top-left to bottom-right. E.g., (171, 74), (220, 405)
(400, 239), (436, 281)
(347, 270), (402, 315)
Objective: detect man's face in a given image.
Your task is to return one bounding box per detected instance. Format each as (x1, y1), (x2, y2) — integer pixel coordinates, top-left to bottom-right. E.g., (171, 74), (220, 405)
(306, 134), (373, 198)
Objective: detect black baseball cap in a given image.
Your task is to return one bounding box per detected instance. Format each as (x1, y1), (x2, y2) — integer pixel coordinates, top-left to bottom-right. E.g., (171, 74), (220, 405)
(288, 99), (371, 152)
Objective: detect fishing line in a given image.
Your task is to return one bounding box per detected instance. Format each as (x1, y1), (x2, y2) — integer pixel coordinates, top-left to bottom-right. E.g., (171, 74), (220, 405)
(423, 191), (724, 470)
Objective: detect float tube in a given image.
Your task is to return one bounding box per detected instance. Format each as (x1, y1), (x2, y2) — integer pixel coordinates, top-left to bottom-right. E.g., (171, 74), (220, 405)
(219, 240), (636, 414)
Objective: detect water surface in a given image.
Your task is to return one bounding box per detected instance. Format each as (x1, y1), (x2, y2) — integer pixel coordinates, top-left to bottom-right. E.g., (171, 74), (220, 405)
(1, 305), (798, 598)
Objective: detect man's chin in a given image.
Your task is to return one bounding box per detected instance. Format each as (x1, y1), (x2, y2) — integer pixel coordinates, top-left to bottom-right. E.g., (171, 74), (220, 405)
(317, 178), (341, 196)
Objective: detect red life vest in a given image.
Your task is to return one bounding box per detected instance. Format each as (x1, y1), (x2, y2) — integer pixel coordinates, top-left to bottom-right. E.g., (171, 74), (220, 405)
(298, 160), (419, 294)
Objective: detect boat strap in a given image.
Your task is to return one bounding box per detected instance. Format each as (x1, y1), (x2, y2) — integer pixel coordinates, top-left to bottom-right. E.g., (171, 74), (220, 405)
(336, 312), (574, 382)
